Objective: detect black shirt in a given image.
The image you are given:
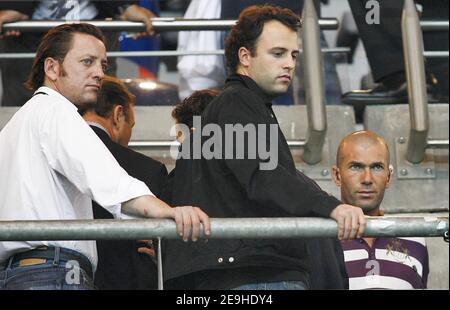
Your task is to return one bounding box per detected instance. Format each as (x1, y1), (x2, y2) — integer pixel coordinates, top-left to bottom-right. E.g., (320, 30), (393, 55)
(163, 74), (341, 288)
(196, 74), (340, 218)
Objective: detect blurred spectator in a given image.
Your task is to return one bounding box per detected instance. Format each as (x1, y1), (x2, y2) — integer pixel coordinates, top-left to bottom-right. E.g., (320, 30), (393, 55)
(0, 1), (157, 106)
(343, 0), (449, 121)
(119, 0), (161, 79)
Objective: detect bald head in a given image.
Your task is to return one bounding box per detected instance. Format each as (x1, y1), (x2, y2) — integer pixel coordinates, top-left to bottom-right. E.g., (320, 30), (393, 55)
(333, 131), (392, 216)
(336, 131), (390, 168)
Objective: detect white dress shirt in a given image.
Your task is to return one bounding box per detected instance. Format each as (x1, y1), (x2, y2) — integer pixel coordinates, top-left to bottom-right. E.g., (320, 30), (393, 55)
(0, 87), (153, 270)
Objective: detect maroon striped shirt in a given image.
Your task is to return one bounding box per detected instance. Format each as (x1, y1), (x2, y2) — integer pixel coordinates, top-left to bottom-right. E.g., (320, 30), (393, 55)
(341, 237), (429, 289)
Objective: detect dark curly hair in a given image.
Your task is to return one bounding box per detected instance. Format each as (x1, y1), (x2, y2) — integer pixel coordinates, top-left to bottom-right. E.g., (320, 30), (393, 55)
(172, 89), (220, 128)
(225, 5), (301, 74)
(25, 23), (106, 91)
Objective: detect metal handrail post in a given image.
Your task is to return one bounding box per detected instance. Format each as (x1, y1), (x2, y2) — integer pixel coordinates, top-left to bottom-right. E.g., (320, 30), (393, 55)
(157, 237), (163, 290)
(402, 0), (430, 164)
(301, 0), (327, 165)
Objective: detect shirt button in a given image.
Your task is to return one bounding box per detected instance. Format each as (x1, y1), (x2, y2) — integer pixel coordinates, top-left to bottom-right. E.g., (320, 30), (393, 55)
(218, 257), (224, 263)
(228, 257), (235, 263)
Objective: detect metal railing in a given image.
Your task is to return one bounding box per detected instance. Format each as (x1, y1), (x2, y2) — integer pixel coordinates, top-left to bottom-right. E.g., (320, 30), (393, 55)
(402, 0), (449, 164)
(420, 20), (449, 31)
(3, 19), (446, 33)
(129, 140), (307, 149)
(428, 139), (450, 149)
(1, 18), (339, 32)
(1, 216), (447, 290)
(2, 48), (445, 60)
(0, 47), (352, 60)
(0, 217), (448, 241)
(424, 51), (450, 58)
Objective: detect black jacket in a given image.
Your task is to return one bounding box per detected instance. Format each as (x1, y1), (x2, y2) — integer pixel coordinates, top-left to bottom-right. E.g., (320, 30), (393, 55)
(163, 74), (341, 288)
(0, 1), (137, 19)
(90, 125), (168, 290)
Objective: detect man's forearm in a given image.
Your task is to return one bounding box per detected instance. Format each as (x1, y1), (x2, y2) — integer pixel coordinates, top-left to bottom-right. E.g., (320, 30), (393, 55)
(122, 195), (174, 219)
(0, 10), (29, 26)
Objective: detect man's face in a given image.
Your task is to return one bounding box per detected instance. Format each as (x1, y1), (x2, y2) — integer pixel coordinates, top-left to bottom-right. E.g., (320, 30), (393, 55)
(117, 104), (135, 147)
(55, 33), (107, 107)
(244, 20), (299, 97)
(333, 142), (392, 215)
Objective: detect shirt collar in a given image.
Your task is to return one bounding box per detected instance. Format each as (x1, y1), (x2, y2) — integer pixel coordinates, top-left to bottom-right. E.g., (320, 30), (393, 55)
(225, 74), (274, 109)
(35, 86), (79, 112)
(86, 121), (111, 139)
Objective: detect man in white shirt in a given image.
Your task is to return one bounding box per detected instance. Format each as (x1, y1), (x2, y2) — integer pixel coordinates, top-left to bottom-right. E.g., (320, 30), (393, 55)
(0, 23), (210, 290)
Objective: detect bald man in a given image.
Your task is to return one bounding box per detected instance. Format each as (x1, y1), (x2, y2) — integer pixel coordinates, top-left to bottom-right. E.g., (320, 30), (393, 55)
(332, 131), (429, 289)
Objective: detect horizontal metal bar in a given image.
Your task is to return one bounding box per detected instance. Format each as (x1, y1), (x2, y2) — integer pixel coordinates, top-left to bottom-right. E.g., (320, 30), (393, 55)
(428, 139), (449, 149)
(420, 20), (449, 31)
(0, 217), (447, 241)
(128, 140), (307, 149)
(109, 50), (223, 57)
(129, 141), (179, 148)
(2, 18), (339, 32)
(424, 51), (449, 58)
(0, 51), (223, 59)
(0, 48), (351, 60)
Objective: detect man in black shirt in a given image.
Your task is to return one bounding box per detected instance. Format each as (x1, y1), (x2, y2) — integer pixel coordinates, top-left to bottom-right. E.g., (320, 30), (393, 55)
(164, 5), (365, 290)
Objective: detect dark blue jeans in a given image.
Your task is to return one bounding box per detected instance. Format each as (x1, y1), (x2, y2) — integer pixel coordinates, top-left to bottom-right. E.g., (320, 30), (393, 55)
(0, 254), (95, 290)
(232, 281), (308, 290)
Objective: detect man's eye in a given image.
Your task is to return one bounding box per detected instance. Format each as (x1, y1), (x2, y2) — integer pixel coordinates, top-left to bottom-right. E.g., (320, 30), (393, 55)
(350, 165), (362, 171)
(82, 59), (93, 66)
(102, 64), (108, 72)
(373, 165), (384, 172)
(273, 52), (283, 57)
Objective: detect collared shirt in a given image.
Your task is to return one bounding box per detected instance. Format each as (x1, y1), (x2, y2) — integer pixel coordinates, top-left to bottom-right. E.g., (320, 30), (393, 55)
(0, 87), (152, 270)
(341, 237), (429, 289)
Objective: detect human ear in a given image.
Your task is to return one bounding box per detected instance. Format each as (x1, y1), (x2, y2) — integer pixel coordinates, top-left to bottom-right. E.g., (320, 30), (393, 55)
(238, 47), (251, 67)
(112, 105), (124, 129)
(332, 165), (341, 187)
(44, 57), (60, 81)
(386, 164), (394, 188)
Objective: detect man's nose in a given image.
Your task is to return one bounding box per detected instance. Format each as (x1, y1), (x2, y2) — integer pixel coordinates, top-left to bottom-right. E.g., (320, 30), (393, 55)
(93, 63), (105, 80)
(362, 168), (373, 184)
(284, 56), (296, 70)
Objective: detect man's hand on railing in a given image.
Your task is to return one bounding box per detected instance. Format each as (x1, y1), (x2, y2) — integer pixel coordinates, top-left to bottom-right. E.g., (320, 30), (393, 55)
(119, 4), (156, 37)
(330, 204), (367, 240)
(0, 10), (29, 39)
(172, 206), (211, 242)
(122, 195), (211, 242)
